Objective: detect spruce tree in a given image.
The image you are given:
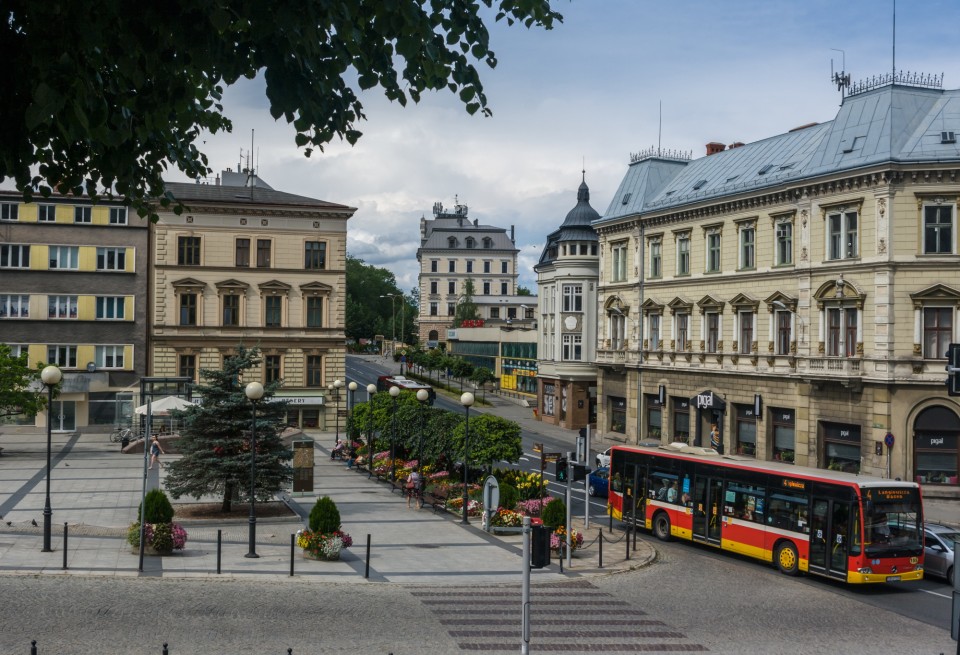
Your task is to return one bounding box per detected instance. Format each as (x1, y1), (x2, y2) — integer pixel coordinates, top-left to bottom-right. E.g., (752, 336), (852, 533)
(164, 345), (293, 512)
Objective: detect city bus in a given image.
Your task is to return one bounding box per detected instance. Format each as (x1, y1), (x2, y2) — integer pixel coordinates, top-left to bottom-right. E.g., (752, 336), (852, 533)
(607, 441), (924, 584)
(376, 375), (436, 405)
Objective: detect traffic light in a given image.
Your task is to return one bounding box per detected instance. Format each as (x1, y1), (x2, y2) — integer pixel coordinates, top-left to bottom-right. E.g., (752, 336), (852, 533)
(530, 525), (550, 568)
(554, 457), (568, 482)
(572, 464), (587, 482)
(946, 343), (960, 396)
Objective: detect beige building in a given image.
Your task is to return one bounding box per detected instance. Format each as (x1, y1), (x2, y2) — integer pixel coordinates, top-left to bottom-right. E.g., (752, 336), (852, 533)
(595, 75), (960, 494)
(150, 170), (355, 429)
(416, 200), (525, 348)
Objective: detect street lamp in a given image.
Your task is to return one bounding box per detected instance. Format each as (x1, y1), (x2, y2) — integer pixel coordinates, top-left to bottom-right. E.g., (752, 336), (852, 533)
(380, 293), (398, 356)
(347, 381), (358, 444)
(333, 379), (344, 446)
(416, 389), (429, 477)
(244, 381), (264, 558)
(460, 391), (475, 525)
(389, 385), (400, 481)
(40, 365), (62, 552)
(366, 383), (377, 477)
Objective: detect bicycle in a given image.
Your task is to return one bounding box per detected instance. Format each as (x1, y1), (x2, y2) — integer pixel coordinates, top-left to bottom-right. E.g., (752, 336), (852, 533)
(109, 427), (135, 443)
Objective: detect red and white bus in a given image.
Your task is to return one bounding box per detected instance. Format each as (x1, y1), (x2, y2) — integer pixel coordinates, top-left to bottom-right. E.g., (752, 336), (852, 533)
(607, 442), (924, 584)
(376, 375), (436, 405)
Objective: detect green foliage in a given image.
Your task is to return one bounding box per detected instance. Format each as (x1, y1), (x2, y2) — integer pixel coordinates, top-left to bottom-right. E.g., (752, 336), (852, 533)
(0, 344), (49, 420)
(3, 2), (561, 221)
(493, 468), (544, 501)
(453, 279), (481, 327)
(139, 488), (175, 524)
(346, 255), (406, 342)
(497, 482), (519, 511)
(540, 497), (566, 528)
(162, 345), (292, 512)
(454, 413), (523, 466)
(516, 285), (533, 296)
(309, 496), (342, 534)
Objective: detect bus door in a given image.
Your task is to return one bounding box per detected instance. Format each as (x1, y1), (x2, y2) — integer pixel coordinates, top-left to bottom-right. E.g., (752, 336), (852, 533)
(809, 498), (851, 579)
(623, 463), (639, 526)
(692, 475), (723, 545)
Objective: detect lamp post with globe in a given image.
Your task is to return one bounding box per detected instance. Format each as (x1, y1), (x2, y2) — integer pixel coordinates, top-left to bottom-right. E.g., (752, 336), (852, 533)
(40, 365), (62, 552)
(389, 385), (400, 481)
(366, 383), (377, 477)
(460, 392), (475, 525)
(416, 389), (429, 477)
(244, 381), (265, 558)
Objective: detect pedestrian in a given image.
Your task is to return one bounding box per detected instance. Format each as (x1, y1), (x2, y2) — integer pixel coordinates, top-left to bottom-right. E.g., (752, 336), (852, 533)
(148, 436), (164, 470)
(406, 470), (422, 509)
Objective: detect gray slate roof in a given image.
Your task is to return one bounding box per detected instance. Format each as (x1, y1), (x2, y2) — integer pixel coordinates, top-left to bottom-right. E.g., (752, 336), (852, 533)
(162, 180), (353, 211)
(420, 217), (517, 252)
(599, 83), (960, 224)
(537, 179), (600, 266)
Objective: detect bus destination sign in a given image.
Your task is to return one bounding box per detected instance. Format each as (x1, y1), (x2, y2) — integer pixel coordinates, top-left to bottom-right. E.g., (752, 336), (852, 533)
(782, 479), (806, 491)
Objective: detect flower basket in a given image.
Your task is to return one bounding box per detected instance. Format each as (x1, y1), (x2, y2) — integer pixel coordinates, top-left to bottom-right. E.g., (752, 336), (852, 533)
(297, 529), (352, 561)
(127, 522), (188, 556)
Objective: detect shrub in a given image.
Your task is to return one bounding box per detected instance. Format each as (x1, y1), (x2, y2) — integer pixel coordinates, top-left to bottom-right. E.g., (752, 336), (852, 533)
(139, 488), (175, 524)
(309, 496), (341, 534)
(497, 482), (519, 511)
(540, 497), (566, 528)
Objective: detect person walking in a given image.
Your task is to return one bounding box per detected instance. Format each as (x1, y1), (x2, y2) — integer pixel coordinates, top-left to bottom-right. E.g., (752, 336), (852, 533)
(406, 470), (422, 509)
(148, 436), (164, 470)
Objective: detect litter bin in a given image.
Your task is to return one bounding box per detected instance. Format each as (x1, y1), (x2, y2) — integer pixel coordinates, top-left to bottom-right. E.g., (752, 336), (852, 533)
(120, 436), (130, 450)
(531, 525), (551, 569)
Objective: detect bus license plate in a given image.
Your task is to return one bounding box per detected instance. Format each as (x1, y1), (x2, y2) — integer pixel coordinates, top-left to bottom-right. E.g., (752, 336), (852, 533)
(886, 576), (901, 582)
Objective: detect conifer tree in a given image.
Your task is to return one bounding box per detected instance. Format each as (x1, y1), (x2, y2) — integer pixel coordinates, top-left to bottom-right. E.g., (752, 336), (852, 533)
(164, 345), (292, 512)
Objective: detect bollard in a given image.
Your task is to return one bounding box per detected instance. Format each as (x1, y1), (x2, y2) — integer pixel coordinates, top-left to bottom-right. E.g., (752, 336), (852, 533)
(364, 534), (371, 579)
(31, 640), (37, 655)
(625, 524), (630, 561)
(162, 643), (169, 655)
(633, 521), (637, 550)
(608, 508), (613, 534)
(598, 529), (603, 569)
(62, 523), (68, 570)
(559, 543), (564, 574)
(216, 529), (222, 574)
(290, 534), (295, 577)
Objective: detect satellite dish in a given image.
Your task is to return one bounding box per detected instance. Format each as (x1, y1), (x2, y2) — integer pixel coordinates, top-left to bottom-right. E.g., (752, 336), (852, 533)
(86, 362), (96, 373)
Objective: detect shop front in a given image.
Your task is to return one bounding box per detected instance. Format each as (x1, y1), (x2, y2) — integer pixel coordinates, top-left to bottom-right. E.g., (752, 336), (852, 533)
(913, 405), (959, 485)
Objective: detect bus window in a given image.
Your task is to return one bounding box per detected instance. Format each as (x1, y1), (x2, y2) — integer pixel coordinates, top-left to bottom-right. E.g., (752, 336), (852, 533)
(650, 471), (678, 502)
(767, 491), (809, 533)
(725, 482), (765, 523)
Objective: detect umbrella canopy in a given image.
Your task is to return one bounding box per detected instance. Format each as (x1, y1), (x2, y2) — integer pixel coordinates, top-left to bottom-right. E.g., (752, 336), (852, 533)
(134, 395), (194, 416)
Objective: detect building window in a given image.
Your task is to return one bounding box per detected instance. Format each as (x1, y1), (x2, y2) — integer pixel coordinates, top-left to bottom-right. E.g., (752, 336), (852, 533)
(775, 310), (792, 355)
(827, 210), (858, 260)
(924, 204), (954, 254)
(178, 236), (201, 265)
(739, 226), (755, 269)
(826, 308), (858, 357)
(648, 314), (660, 350)
(447, 303), (456, 316)
(74, 206), (91, 223)
(561, 334), (582, 361)
(483, 261), (491, 273)
(676, 313), (689, 351)
(646, 394), (662, 439)
(178, 355), (196, 381)
(430, 281), (438, 294)
(612, 242), (628, 282)
(0, 202), (19, 221)
(264, 355), (281, 383)
(48, 345), (77, 368)
(507, 307), (517, 319)
(501, 261), (508, 273)
(448, 237), (457, 248)
(706, 232), (721, 272)
(562, 284), (582, 312)
(610, 312), (625, 350)
(306, 356), (323, 387)
(501, 281), (508, 295)
(448, 260), (456, 273)
(482, 281), (490, 295)
(448, 280), (456, 294)
(772, 408), (795, 463)
(822, 421), (861, 473)
(490, 307), (500, 319)
(48, 295), (78, 319)
(430, 260), (439, 273)
(179, 294), (197, 326)
(429, 302), (438, 316)
(256, 239), (271, 268)
(96, 247), (126, 271)
(542, 384), (556, 417)
(306, 297), (323, 327)
(923, 307), (953, 359)
(96, 296), (125, 320)
(776, 222), (793, 265)
(49, 245), (79, 269)
(0, 244), (30, 268)
(735, 404), (757, 456)
(236, 239), (250, 267)
(610, 397), (627, 434)
(466, 260), (474, 273)
(706, 311), (720, 353)
(95, 345), (125, 368)
(466, 237), (475, 249)
(739, 311), (754, 354)
(222, 295), (240, 326)
(0, 294), (29, 318)
(304, 242), (326, 270)
(265, 296), (282, 327)
(109, 207), (128, 225)
(38, 205), (56, 222)
(484, 237), (493, 249)
(673, 397), (690, 442)
(649, 241), (661, 278)
(677, 234), (690, 275)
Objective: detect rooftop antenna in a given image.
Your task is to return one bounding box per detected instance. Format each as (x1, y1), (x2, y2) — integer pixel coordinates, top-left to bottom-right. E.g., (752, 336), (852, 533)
(657, 100), (662, 156)
(892, 0), (896, 79)
(830, 48), (849, 102)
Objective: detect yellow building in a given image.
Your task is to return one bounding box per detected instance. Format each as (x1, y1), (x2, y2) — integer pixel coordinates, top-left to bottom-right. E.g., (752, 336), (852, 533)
(595, 75), (960, 495)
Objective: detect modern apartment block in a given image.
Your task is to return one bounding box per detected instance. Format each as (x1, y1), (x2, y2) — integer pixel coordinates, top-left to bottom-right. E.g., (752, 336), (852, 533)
(150, 170), (355, 430)
(594, 73), (960, 491)
(534, 177), (601, 429)
(0, 192), (148, 432)
(416, 200), (527, 348)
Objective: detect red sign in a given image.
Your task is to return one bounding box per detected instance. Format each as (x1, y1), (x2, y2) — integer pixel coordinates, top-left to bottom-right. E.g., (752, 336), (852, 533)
(461, 319), (485, 328)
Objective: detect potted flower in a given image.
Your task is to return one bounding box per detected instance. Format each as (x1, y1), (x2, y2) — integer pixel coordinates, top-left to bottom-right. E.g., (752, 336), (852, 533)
(297, 496), (352, 561)
(127, 489), (188, 555)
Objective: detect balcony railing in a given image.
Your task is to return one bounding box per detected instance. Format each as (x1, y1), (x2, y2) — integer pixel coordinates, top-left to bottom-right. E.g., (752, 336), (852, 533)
(804, 357), (862, 376)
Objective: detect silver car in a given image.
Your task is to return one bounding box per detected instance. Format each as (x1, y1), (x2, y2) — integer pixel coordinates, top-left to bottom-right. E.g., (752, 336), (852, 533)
(924, 523), (959, 584)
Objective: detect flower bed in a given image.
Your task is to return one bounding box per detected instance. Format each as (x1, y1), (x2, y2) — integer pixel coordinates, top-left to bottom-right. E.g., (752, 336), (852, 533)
(550, 526), (584, 552)
(127, 522), (188, 554)
(296, 529), (354, 560)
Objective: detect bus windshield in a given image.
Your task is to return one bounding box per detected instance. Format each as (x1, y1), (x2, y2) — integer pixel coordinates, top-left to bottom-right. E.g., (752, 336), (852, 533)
(862, 487), (923, 557)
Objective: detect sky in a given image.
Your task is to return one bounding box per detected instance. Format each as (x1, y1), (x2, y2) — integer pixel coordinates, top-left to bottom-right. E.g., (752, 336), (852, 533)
(166, 0), (960, 294)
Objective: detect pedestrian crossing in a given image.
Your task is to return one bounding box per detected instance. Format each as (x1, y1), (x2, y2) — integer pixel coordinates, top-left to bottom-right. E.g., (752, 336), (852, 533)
(411, 579), (707, 652)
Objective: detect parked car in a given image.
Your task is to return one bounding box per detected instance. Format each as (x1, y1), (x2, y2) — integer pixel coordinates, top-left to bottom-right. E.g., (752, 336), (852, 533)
(588, 466), (609, 497)
(595, 447), (612, 468)
(924, 523), (959, 583)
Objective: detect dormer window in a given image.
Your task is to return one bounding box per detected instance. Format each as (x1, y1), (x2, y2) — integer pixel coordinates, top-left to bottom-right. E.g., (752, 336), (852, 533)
(465, 237), (476, 249)
(448, 237), (458, 248)
(483, 237), (493, 248)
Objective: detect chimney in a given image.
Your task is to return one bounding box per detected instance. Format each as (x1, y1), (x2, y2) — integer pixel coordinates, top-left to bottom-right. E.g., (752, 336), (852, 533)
(728, 141), (745, 149)
(511, 225), (515, 242)
(706, 142), (726, 156)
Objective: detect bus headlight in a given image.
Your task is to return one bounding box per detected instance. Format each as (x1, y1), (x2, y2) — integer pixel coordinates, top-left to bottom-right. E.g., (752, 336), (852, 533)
(858, 567), (873, 574)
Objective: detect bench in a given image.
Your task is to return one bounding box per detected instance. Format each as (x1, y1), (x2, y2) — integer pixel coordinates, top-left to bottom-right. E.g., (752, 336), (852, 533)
(423, 485), (450, 513)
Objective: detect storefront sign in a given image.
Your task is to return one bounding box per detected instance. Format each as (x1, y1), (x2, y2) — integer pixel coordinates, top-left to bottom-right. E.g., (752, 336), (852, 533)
(695, 390), (726, 410)
(917, 433), (957, 449)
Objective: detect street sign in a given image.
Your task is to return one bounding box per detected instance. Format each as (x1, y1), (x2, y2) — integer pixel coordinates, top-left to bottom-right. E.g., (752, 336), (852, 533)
(483, 476), (500, 513)
(884, 432), (895, 448)
(533, 443), (543, 453)
(947, 343), (960, 396)
(543, 452), (562, 462)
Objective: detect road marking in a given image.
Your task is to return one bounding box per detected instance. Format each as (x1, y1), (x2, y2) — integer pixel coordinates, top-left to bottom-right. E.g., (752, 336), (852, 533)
(918, 588), (951, 599)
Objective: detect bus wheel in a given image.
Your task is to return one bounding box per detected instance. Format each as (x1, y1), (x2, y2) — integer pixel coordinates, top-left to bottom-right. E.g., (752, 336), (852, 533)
(653, 513), (672, 541)
(775, 542), (799, 576)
